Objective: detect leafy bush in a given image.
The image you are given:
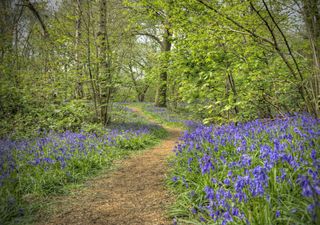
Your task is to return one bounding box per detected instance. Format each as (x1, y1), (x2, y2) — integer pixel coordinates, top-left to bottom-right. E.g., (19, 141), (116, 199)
(0, 100), (93, 140)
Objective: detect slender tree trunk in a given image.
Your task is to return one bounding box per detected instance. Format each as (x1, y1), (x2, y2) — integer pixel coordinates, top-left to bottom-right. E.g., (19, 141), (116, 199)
(0, 0), (19, 113)
(227, 70), (239, 115)
(75, 0), (84, 98)
(87, 0), (101, 111)
(98, 0), (112, 126)
(86, 0), (98, 118)
(169, 79), (179, 110)
(138, 86), (149, 102)
(302, 0), (320, 117)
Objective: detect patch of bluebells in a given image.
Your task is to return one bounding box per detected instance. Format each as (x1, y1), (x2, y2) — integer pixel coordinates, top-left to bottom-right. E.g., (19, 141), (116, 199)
(0, 123), (160, 223)
(169, 114), (320, 224)
(144, 105), (181, 123)
(142, 103), (201, 129)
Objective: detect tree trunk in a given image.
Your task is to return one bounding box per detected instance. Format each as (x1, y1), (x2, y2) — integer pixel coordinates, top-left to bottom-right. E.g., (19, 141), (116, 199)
(302, 0), (320, 117)
(138, 93), (145, 102)
(227, 70), (239, 115)
(86, 0), (98, 118)
(75, 0), (84, 99)
(155, 27), (172, 107)
(98, 0), (112, 126)
(138, 85), (149, 102)
(155, 71), (167, 107)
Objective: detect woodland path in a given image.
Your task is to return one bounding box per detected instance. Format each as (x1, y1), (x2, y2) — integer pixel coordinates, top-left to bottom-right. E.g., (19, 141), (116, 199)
(37, 107), (181, 225)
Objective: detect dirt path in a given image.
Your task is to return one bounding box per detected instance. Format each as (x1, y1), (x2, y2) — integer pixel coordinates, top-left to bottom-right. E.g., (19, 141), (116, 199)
(37, 107), (181, 225)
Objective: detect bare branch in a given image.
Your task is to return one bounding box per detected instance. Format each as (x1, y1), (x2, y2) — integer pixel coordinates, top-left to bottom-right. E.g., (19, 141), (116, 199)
(261, 0), (304, 82)
(249, 2), (299, 79)
(22, 0), (48, 38)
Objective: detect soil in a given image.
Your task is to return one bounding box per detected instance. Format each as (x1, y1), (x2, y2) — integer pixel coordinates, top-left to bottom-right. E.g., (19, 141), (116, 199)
(36, 107), (181, 225)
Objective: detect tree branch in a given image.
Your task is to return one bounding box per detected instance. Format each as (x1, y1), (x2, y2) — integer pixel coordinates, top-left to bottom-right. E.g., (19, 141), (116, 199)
(250, 1), (313, 112)
(261, 0), (304, 82)
(195, 0), (274, 46)
(249, 1), (299, 80)
(133, 31), (163, 47)
(22, 0), (48, 38)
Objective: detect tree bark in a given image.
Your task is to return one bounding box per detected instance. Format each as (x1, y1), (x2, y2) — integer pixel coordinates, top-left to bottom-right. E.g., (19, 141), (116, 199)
(98, 0), (112, 126)
(227, 70), (239, 115)
(302, 0), (320, 117)
(138, 87), (148, 102)
(155, 27), (172, 107)
(86, 0), (98, 118)
(75, 0), (84, 99)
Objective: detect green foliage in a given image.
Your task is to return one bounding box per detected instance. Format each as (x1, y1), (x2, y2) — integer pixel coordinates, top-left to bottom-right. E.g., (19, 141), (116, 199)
(162, 0), (315, 123)
(0, 100), (93, 139)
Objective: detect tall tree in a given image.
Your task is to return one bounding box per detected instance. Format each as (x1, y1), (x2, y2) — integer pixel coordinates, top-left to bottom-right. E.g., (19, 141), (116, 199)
(302, 0), (320, 116)
(126, 0), (173, 107)
(97, 0), (112, 125)
(75, 0), (84, 98)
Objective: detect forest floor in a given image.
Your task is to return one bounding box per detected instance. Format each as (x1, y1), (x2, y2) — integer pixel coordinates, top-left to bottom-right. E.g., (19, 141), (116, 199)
(36, 107), (181, 225)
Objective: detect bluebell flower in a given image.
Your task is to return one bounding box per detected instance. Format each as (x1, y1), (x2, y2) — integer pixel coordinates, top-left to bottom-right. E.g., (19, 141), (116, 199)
(232, 207), (240, 217)
(172, 176), (178, 182)
(297, 175), (313, 197)
(311, 149), (316, 161)
(199, 154), (214, 174)
(173, 217), (177, 225)
(224, 178), (231, 186)
(223, 211), (233, 221)
(204, 186), (214, 201)
(211, 178), (217, 184)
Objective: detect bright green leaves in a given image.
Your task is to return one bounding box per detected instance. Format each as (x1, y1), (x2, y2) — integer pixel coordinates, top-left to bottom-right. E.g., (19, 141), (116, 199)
(161, 0), (314, 123)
